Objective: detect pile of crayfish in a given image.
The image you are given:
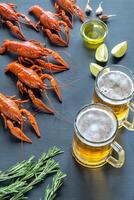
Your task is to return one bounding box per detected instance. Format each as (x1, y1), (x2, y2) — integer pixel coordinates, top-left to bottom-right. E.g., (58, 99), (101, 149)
(0, 39), (68, 143)
(0, 92), (40, 143)
(0, 2), (37, 41)
(0, 0), (85, 143)
(0, 2), (85, 46)
(54, 0), (85, 28)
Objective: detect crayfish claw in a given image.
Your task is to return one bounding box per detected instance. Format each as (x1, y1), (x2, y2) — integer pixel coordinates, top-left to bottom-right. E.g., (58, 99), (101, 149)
(44, 29), (68, 47)
(41, 74), (62, 102)
(75, 5), (86, 22)
(17, 13), (38, 32)
(0, 44), (6, 54)
(60, 10), (73, 28)
(7, 3), (16, 9)
(20, 109), (41, 138)
(6, 21), (26, 41)
(6, 120), (32, 143)
(45, 63), (69, 72)
(28, 90), (54, 114)
(36, 59), (68, 72)
(44, 48), (68, 67)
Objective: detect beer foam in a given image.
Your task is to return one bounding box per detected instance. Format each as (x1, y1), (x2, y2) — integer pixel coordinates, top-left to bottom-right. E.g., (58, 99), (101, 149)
(97, 71), (134, 102)
(76, 107), (116, 145)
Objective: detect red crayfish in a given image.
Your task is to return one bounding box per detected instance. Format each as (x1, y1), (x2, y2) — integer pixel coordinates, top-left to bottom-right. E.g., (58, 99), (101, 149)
(0, 2), (37, 40)
(0, 92), (40, 143)
(54, 0), (85, 28)
(0, 40), (68, 72)
(29, 5), (69, 46)
(5, 62), (62, 113)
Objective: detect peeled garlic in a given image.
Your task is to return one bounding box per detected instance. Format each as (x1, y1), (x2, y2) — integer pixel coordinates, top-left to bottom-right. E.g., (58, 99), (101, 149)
(85, 0), (92, 16)
(96, 1), (103, 16)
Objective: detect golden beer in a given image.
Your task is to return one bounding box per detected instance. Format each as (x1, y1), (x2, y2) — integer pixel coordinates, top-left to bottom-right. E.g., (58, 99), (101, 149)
(93, 91), (129, 123)
(72, 104), (125, 168)
(93, 65), (134, 126)
(73, 134), (112, 167)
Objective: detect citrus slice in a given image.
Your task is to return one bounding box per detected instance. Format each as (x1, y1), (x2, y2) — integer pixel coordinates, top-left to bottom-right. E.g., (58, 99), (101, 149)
(95, 43), (108, 62)
(111, 41), (128, 58)
(89, 62), (103, 77)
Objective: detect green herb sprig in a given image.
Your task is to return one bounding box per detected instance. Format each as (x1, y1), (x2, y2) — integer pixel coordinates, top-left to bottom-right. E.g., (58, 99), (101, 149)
(0, 180), (27, 200)
(0, 156), (34, 182)
(44, 170), (66, 200)
(0, 146), (64, 200)
(11, 159), (60, 200)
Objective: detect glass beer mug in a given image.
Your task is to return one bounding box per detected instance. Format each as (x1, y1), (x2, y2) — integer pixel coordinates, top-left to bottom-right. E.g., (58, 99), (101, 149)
(72, 104), (125, 168)
(93, 65), (134, 129)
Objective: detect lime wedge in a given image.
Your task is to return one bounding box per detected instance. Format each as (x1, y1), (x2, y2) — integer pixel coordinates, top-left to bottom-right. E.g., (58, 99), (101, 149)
(89, 63), (103, 77)
(95, 43), (108, 62)
(111, 41), (128, 58)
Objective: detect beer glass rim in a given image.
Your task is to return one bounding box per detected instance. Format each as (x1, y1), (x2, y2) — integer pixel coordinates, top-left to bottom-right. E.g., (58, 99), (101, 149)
(95, 64), (134, 102)
(74, 103), (118, 146)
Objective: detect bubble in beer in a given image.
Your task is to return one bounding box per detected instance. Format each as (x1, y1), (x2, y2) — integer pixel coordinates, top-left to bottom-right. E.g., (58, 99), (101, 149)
(98, 71), (134, 100)
(76, 107), (116, 144)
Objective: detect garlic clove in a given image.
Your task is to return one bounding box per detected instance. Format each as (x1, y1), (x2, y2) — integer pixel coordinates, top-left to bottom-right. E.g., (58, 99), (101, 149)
(85, 0), (92, 16)
(96, 1), (103, 16)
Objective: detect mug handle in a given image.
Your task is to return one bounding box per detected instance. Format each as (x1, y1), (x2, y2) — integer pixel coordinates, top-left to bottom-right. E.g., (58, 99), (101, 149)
(106, 141), (125, 168)
(121, 102), (134, 131)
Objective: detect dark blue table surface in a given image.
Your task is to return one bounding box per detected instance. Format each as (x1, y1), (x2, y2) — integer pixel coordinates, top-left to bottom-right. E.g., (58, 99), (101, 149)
(0, 0), (134, 200)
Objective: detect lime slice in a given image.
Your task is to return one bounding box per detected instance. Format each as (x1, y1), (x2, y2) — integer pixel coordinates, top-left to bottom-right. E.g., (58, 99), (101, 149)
(95, 43), (108, 62)
(111, 41), (128, 58)
(89, 63), (103, 77)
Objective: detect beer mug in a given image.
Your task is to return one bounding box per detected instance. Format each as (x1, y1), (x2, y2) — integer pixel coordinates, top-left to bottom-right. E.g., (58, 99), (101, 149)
(72, 104), (125, 168)
(93, 65), (134, 129)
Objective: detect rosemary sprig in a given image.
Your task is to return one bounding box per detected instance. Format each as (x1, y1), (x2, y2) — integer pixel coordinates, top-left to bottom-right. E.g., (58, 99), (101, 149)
(0, 146), (63, 200)
(0, 156), (34, 182)
(0, 146), (62, 182)
(44, 170), (66, 200)
(0, 180), (27, 199)
(21, 146), (63, 182)
(11, 159), (60, 200)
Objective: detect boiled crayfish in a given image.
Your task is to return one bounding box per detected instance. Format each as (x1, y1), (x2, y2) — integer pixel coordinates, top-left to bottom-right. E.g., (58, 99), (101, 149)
(0, 2), (37, 40)
(5, 62), (62, 113)
(29, 5), (69, 46)
(0, 40), (68, 72)
(0, 92), (40, 143)
(54, 0), (85, 28)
